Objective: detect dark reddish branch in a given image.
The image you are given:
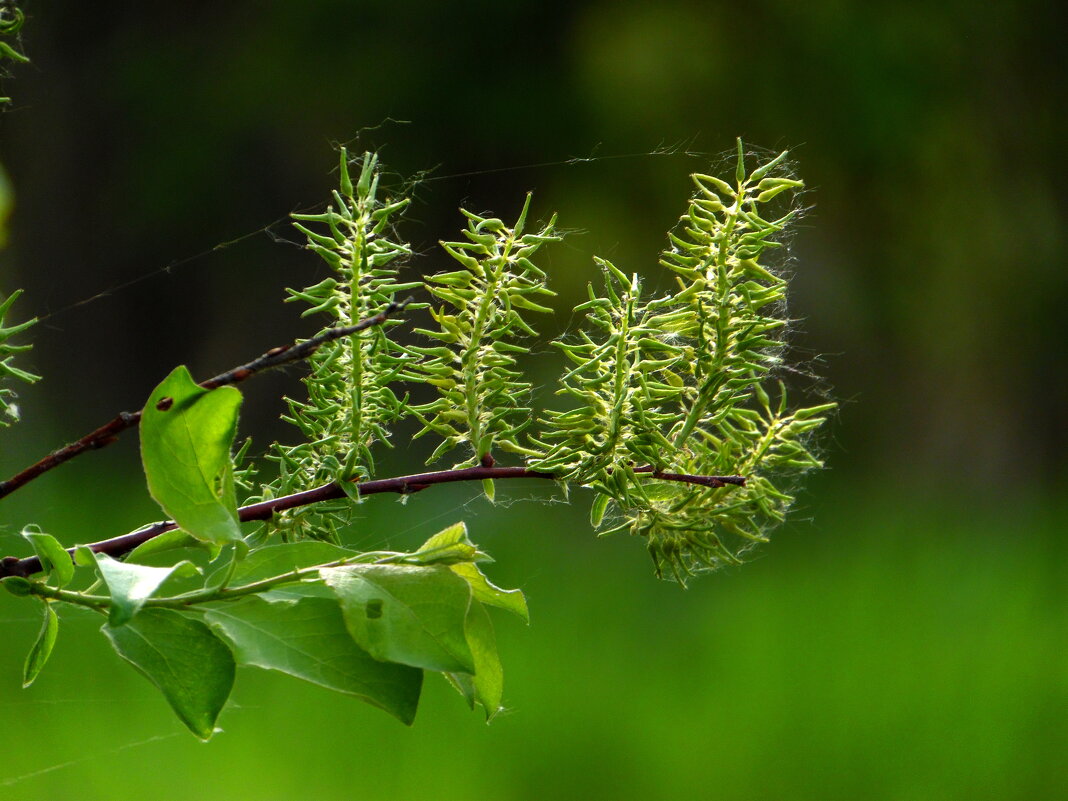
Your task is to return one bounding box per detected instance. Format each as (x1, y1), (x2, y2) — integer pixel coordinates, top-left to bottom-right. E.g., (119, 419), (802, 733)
(651, 470), (745, 488)
(0, 465), (744, 578)
(0, 299), (411, 501)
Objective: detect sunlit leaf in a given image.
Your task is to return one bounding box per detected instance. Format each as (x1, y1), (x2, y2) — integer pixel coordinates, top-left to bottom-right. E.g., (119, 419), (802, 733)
(449, 561), (528, 622)
(140, 365), (243, 545)
(21, 526), (74, 588)
(88, 551), (198, 627)
(408, 521), (484, 566)
(322, 564), (475, 674)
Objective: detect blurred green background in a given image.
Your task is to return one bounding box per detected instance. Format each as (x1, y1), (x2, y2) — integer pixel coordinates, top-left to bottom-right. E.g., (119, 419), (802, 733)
(1, 2), (1066, 799)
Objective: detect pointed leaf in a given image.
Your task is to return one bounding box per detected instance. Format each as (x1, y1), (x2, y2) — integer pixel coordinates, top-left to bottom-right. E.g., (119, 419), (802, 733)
(449, 561), (529, 622)
(103, 608), (234, 740)
(456, 600), (503, 720)
(204, 596), (421, 725)
(22, 602), (59, 687)
(322, 564), (475, 673)
(140, 366), (243, 544)
(409, 521), (480, 565)
(89, 552), (198, 627)
(445, 671), (477, 710)
(73, 544), (96, 568)
(21, 526), (74, 588)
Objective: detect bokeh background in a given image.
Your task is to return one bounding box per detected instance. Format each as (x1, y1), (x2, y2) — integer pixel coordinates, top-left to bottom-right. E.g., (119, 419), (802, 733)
(1, 2), (1066, 799)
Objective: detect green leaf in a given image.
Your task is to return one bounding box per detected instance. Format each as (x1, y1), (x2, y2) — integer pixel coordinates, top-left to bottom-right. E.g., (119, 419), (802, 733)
(212, 541), (358, 602)
(449, 561), (529, 622)
(226, 541), (358, 584)
(21, 526), (74, 588)
(204, 596), (422, 725)
(22, 602), (59, 688)
(453, 601), (504, 720)
(140, 366), (243, 544)
(408, 521), (483, 566)
(103, 609), (235, 740)
(321, 564), (475, 674)
(88, 551), (198, 627)
(199, 543), (246, 594)
(124, 530), (206, 564)
(0, 40), (29, 64)
(1, 575), (32, 596)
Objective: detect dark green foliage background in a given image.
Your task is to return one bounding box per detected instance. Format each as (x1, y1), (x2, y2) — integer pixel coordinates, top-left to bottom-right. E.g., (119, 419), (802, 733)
(1, 1), (1066, 798)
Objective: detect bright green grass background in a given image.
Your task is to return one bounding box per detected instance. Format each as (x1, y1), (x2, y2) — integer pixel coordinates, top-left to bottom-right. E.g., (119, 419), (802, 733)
(2, 470), (1065, 800)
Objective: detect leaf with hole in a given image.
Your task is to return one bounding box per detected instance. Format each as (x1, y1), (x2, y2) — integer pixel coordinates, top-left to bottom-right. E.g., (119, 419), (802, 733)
(321, 564), (475, 674)
(140, 365), (243, 545)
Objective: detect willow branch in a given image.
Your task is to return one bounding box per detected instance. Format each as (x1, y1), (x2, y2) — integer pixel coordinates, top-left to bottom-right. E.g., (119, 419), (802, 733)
(0, 298), (412, 501)
(0, 464), (744, 578)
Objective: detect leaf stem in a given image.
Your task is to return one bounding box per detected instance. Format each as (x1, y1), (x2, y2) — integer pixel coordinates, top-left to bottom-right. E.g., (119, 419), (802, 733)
(23, 549), (426, 613)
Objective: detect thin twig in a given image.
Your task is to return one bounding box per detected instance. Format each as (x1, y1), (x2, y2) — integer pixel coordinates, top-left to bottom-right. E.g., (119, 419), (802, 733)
(0, 464), (744, 578)
(0, 298), (411, 501)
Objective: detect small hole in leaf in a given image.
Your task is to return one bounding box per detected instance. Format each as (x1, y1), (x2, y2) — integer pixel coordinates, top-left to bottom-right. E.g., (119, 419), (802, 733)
(365, 599), (383, 619)
(156, 397), (174, 411)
